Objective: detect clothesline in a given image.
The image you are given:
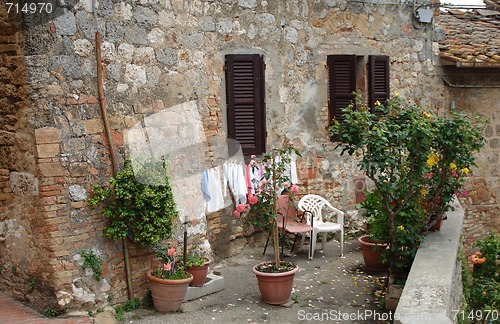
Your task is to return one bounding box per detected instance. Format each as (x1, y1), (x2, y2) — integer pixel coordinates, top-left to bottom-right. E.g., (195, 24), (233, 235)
(201, 155), (299, 214)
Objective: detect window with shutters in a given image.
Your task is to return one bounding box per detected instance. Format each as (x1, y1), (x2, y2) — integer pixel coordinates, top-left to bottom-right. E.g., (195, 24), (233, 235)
(368, 55), (390, 113)
(225, 54), (266, 156)
(328, 54), (390, 125)
(327, 55), (357, 124)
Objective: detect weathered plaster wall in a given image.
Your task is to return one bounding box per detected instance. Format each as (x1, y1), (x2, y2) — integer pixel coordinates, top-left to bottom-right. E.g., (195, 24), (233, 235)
(1, 0), (447, 311)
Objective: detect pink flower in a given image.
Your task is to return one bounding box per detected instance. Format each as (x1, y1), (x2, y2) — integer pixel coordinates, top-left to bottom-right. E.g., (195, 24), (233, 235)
(163, 263), (172, 271)
(248, 195), (258, 205)
(236, 204), (246, 212)
(291, 184), (299, 193)
(168, 247), (175, 257)
(289, 140), (294, 145)
(233, 210), (241, 217)
(251, 155), (256, 158)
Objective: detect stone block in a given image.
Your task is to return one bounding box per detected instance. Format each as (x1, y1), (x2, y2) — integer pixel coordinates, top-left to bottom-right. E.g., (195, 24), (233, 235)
(38, 162), (66, 177)
(35, 128), (61, 144)
(36, 143), (60, 158)
(82, 119), (104, 135)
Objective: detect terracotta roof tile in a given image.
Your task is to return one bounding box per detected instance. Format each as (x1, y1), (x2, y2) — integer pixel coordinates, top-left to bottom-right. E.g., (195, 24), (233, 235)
(437, 7), (500, 64)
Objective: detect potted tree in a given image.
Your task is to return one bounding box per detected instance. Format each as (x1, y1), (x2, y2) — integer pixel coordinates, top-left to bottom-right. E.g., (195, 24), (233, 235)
(330, 93), (485, 281)
(89, 158), (192, 311)
(234, 141), (301, 305)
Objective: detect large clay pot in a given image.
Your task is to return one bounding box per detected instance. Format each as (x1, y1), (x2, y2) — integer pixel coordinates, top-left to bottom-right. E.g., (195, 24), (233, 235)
(358, 235), (389, 272)
(186, 259), (211, 287)
(146, 270), (193, 312)
(252, 262), (299, 305)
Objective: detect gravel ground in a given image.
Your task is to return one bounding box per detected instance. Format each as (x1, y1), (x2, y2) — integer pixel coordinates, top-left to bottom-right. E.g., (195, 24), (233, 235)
(120, 238), (391, 324)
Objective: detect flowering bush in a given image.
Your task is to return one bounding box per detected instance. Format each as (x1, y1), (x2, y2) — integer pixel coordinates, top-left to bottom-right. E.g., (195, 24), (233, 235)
(329, 92), (486, 280)
(233, 140), (301, 270)
(462, 232), (500, 319)
(151, 245), (191, 280)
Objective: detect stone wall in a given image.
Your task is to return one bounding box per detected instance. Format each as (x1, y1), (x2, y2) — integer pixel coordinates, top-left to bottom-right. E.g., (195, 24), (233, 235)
(0, 0), (449, 311)
(442, 74), (500, 251)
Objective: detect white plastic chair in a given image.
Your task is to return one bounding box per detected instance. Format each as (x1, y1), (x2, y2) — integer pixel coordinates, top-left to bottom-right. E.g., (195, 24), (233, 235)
(298, 194), (345, 259)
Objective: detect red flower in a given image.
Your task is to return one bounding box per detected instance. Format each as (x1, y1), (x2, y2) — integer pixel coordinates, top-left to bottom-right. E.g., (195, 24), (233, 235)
(248, 195), (258, 205)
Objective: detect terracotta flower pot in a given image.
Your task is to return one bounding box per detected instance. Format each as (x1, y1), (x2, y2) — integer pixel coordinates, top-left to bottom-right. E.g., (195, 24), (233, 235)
(429, 217), (443, 231)
(146, 270), (193, 312)
(186, 259), (211, 287)
(358, 235), (389, 272)
(252, 262), (299, 305)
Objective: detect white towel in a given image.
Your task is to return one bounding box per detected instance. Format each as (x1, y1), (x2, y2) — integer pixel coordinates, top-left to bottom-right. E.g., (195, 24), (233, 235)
(223, 163), (247, 205)
(205, 166), (225, 213)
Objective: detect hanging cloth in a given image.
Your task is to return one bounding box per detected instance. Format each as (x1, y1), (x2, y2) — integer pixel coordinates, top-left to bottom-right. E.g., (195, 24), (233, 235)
(223, 163), (247, 205)
(204, 166), (225, 213)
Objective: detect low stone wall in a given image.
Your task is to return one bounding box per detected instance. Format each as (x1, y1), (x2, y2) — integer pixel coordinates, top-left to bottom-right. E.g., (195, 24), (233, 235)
(394, 199), (463, 324)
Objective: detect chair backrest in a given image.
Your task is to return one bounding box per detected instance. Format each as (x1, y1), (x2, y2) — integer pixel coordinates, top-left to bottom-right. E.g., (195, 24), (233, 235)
(298, 194), (344, 225)
(276, 195), (297, 228)
(277, 195), (296, 218)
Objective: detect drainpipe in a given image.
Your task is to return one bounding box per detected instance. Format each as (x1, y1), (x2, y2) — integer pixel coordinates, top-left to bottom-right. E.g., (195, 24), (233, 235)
(456, 62), (500, 68)
(92, 0), (134, 301)
(442, 76), (500, 88)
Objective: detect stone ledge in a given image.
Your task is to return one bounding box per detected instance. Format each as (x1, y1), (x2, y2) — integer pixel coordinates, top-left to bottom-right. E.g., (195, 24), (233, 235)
(394, 198), (463, 324)
(184, 273), (224, 302)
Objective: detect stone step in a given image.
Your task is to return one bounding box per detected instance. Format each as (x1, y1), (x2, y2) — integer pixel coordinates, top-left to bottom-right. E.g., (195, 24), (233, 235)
(184, 273), (224, 302)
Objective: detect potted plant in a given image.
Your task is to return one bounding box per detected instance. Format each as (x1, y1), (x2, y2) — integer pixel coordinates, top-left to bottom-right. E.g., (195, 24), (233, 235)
(330, 92), (486, 281)
(357, 190), (390, 272)
(182, 245), (211, 287)
(89, 158), (191, 310)
(146, 245), (193, 312)
(234, 140), (301, 305)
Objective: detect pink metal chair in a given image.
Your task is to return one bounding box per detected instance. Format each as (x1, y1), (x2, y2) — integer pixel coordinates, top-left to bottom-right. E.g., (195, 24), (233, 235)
(263, 195), (313, 256)
(298, 194), (345, 259)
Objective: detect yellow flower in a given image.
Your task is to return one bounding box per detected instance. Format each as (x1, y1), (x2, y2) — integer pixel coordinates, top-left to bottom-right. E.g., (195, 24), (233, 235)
(423, 111), (432, 118)
(462, 167), (469, 174)
(420, 189), (429, 196)
(449, 162), (457, 170)
(397, 225), (405, 231)
(374, 100), (381, 106)
(426, 153), (439, 167)
(394, 91), (399, 97)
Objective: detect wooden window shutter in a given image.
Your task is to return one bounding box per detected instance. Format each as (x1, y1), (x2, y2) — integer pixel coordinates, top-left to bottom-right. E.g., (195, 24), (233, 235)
(225, 54), (266, 156)
(369, 55), (390, 113)
(327, 55), (357, 124)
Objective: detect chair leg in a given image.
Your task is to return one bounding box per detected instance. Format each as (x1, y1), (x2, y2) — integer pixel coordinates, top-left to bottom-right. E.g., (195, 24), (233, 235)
(263, 227), (272, 255)
(290, 234), (299, 253)
(322, 232), (327, 250)
(310, 230), (318, 260)
(340, 230), (344, 257)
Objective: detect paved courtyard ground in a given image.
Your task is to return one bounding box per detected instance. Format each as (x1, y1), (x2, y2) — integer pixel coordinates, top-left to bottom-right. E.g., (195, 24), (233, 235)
(122, 238), (392, 324)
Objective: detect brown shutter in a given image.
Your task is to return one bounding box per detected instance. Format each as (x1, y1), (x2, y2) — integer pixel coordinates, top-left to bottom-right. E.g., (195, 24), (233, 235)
(369, 55), (390, 113)
(226, 54), (266, 156)
(327, 55), (357, 124)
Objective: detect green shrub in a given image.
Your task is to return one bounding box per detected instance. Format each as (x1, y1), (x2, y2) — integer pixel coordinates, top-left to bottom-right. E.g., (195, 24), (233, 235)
(88, 158), (178, 247)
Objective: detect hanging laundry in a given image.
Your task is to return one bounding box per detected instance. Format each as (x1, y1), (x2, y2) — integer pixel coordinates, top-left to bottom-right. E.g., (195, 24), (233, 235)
(202, 166), (225, 213)
(223, 162), (247, 205)
(290, 152), (299, 184)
